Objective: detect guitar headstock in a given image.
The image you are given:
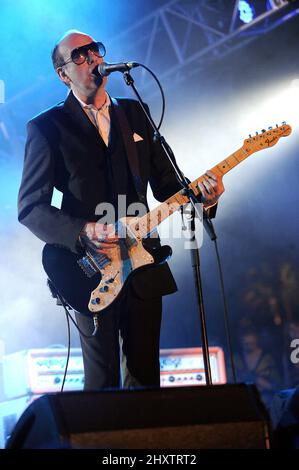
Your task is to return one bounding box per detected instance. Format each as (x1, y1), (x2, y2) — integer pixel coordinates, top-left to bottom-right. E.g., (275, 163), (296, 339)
(243, 123), (292, 155)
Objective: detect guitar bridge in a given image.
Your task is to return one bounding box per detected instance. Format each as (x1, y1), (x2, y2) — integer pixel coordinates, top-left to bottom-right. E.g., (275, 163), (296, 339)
(77, 252), (110, 278)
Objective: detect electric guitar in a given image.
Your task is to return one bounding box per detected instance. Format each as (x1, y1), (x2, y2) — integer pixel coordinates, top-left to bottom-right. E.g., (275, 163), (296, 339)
(43, 123), (292, 316)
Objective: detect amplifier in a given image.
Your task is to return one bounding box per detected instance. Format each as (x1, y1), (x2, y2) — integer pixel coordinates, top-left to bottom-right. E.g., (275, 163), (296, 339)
(3, 348), (84, 399)
(2, 347), (226, 400)
(160, 347), (226, 387)
(0, 347), (226, 447)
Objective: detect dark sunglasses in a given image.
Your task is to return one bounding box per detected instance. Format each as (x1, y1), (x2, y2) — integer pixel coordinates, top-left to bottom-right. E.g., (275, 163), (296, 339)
(60, 41), (106, 67)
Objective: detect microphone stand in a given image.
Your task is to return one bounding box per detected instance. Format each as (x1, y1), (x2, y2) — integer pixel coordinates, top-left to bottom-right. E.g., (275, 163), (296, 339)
(122, 71), (217, 386)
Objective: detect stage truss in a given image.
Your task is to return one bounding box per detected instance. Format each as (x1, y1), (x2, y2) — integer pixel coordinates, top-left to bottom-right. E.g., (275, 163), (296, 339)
(0, 0), (298, 159)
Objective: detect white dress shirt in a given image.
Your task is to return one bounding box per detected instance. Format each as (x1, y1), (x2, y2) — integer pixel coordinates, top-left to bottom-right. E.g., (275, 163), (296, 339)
(73, 91), (111, 146)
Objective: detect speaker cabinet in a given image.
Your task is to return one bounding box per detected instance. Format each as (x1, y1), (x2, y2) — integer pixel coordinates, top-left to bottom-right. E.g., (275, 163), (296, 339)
(6, 384), (271, 449)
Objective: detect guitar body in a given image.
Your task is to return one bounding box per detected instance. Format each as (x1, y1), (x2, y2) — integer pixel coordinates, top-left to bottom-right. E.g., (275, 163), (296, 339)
(42, 216), (172, 317)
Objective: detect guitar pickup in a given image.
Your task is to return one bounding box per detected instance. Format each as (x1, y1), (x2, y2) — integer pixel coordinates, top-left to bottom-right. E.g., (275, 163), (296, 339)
(77, 252), (110, 277)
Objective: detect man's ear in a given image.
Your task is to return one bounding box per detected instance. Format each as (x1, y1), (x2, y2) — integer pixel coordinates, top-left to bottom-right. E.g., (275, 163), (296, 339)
(56, 67), (71, 86)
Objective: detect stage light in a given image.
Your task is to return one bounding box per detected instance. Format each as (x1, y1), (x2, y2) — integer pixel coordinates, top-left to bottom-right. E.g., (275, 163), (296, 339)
(238, 1), (255, 24)
(237, 78), (299, 147)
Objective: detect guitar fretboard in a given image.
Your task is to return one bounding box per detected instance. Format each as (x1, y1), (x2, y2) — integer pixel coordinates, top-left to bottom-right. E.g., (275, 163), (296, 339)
(128, 145), (250, 239)
(127, 124), (290, 239)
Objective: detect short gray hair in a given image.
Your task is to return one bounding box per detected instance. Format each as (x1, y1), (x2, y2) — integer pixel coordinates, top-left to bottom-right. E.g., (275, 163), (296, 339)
(51, 43), (65, 70)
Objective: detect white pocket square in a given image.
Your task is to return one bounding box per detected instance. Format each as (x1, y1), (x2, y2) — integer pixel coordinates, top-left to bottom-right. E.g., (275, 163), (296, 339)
(133, 132), (144, 142)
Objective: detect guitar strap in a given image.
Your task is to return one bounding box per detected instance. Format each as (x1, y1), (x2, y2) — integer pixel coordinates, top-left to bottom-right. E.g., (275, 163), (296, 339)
(111, 97), (147, 206)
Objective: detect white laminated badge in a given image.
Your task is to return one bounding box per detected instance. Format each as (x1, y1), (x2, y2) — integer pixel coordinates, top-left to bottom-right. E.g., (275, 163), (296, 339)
(0, 80), (4, 103)
(51, 187), (63, 209)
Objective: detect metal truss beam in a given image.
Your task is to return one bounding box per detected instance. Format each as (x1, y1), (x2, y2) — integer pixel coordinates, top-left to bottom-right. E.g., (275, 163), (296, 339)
(1, 0), (299, 158)
(110, 0), (299, 95)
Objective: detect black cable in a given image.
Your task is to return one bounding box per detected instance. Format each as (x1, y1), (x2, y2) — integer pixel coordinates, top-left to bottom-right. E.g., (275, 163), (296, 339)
(52, 289), (99, 393)
(61, 307), (71, 393)
(56, 291), (98, 339)
(212, 237), (237, 384)
(136, 63), (165, 129)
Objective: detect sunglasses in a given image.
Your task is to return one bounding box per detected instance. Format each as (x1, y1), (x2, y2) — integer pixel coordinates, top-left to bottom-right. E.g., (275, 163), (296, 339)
(60, 41), (106, 67)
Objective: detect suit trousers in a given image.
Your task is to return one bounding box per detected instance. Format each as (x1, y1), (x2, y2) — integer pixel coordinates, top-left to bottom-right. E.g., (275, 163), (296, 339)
(75, 284), (162, 390)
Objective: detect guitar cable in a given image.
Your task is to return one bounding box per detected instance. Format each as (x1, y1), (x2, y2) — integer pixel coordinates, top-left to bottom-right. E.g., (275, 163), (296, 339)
(61, 303), (71, 393)
(47, 280), (100, 392)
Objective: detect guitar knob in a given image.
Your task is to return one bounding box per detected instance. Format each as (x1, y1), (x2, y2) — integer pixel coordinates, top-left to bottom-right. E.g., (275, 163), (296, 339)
(100, 285), (109, 293)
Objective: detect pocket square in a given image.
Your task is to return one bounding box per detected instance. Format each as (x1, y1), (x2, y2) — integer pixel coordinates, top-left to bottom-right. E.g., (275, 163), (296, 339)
(133, 132), (144, 142)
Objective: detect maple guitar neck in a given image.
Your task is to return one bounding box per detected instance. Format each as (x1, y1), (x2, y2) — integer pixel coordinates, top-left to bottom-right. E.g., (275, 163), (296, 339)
(128, 124), (292, 239)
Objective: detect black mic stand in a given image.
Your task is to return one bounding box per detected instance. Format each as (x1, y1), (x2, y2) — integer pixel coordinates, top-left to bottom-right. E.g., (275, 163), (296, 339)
(122, 71), (217, 386)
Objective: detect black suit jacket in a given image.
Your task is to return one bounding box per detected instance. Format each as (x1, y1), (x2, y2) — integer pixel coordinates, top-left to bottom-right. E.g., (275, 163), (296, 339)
(18, 92), (217, 300)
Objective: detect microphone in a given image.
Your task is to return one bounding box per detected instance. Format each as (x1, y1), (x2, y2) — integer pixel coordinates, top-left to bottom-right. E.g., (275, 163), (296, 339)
(98, 61), (139, 77)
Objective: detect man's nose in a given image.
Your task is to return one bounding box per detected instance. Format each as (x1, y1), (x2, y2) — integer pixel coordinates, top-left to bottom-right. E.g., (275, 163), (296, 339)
(86, 50), (100, 65)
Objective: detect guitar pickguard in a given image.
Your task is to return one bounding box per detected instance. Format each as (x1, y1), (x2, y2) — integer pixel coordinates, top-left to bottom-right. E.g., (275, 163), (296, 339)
(88, 217), (155, 313)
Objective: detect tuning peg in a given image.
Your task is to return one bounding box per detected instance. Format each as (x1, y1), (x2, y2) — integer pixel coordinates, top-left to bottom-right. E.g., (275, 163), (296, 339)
(282, 121), (286, 125)
(276, 124), (278, 127)
(249, 134), (252, 138)
(268, 126), (272, 130)
(255, 131), (258, 136)
(261, 129), (266, 133)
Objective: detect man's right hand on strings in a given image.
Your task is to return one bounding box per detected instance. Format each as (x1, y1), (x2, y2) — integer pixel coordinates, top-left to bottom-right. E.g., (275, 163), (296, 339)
(79, 222), (118, 251)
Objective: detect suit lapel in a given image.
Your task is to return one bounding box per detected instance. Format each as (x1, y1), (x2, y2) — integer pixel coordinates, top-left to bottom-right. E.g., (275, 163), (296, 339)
(63, 91), (106, 150)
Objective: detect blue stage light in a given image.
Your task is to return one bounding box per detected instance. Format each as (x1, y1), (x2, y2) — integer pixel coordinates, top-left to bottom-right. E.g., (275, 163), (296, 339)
(238, 1), (255, 24)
